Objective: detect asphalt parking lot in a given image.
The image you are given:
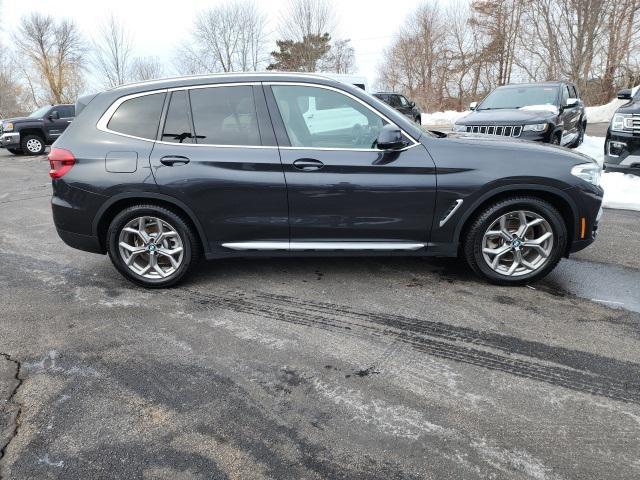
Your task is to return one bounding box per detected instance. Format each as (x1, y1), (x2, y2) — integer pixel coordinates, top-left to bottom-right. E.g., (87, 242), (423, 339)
(1, 148), (639, 479)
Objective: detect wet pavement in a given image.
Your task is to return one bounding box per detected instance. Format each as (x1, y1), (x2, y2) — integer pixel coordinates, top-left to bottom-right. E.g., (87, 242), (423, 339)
(1, 150), (639, 479)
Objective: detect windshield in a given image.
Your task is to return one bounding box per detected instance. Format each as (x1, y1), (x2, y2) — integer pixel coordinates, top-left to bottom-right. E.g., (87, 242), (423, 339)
(478, 86), (559, 110)
(29, 106), (51, 118)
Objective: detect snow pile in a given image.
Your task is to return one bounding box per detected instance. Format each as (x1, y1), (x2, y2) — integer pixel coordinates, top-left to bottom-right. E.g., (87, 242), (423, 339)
(576, 135), (640, 212)
(601, 173), (640, 212)
(586, 85), (638, 123)
(575, 134), (605, 166)
(420, 110), (469, 126)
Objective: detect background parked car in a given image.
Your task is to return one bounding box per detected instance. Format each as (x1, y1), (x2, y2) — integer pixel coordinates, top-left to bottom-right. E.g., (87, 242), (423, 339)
(373, 92), (422, 123)
(453, 82), (586, 148)
(604, 88), (640, 176)
(0, 104), (75, 155)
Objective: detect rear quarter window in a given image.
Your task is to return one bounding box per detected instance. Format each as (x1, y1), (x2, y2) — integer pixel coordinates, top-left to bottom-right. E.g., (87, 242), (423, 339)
(107, 93), (166, 140)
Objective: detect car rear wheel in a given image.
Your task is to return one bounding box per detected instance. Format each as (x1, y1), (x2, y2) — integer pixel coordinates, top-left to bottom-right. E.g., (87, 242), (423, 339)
(21, 134), (46, 155)
(107, 205), (200, 288)
(463, 196), (567, 285)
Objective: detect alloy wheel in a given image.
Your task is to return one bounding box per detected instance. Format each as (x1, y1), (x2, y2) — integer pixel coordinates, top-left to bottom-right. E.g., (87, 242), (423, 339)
(118, 216), (184, 279)
(26, 138), (43, 153)
(481, 210), (554, 277)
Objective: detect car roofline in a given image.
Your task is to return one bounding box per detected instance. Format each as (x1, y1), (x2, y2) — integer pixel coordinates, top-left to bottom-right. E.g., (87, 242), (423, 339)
(107, 72), (338, 92)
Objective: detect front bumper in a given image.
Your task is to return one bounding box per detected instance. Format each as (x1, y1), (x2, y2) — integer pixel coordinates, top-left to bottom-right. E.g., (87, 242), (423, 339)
(0, 132), (20, 148)
(604, 130), (640, 175)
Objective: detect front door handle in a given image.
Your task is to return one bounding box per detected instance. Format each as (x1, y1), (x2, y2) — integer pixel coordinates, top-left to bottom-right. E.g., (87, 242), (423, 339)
(293, 158), (324, 171)
(160, 155), (190, 166)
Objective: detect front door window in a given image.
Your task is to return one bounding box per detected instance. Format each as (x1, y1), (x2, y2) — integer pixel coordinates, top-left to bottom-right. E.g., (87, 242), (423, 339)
(271, 85), (387, 149)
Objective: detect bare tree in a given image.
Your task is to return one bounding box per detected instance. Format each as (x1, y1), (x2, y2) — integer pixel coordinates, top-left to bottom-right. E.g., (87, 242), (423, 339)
(470, 0), (525, 86)
(14, 13), (86, 104)
(175, 0), (268, 74)
(319, 39), (355, 73)
(91, 14), (133, 88)
(130, 56), (165, 82)
(278, 0), (336, 40)
(278, 0), (337, 72)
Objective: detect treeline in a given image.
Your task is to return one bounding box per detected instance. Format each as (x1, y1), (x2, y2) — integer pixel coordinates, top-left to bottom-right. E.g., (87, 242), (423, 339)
(1, 0), (637, 118)
(378, 0), (640, 110)
(0, 0), (354, 117)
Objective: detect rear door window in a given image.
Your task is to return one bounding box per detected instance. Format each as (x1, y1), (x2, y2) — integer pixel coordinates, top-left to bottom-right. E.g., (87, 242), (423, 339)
(107, 93), (166, 139)
(161, 91), (194, 144)
(189, 86), (261, 146)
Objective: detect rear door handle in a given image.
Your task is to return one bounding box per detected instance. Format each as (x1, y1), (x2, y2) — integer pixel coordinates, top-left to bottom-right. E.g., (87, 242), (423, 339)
(160, 155), (190, 166)
(293, 158), (324, 171)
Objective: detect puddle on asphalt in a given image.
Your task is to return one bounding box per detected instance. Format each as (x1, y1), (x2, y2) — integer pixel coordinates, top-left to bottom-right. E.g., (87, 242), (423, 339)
(540, 258), (640, 313)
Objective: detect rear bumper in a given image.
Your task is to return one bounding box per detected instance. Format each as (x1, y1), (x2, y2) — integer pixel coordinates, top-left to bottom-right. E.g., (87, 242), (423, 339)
(0, 133), (20, 148)
(56, 227), (103, 254)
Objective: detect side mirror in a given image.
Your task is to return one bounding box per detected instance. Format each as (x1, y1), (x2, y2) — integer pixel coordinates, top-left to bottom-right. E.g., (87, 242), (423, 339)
(469, 102), (477, 111)
(409, 101), (416, 108)
(376, 124), (407, 151)
(48, 111), (59, 120)
(617, 89), (632, 100)
(565, 98), (579, 108)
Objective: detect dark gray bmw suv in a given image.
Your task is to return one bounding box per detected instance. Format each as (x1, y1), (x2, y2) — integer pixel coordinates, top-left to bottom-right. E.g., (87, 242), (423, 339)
(50, 73), (603, 288)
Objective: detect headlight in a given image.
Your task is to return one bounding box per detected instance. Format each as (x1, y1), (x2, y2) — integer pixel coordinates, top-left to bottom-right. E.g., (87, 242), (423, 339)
(452, 124), (467, 132)
(571, 162), (601, 186)
(522, 123), (547, 132)
(3, 122), (13, 132)
(611, 113), (631, 132)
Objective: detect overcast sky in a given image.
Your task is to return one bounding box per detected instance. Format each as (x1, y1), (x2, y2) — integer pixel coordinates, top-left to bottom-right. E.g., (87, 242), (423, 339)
(2, 0), (426, 90)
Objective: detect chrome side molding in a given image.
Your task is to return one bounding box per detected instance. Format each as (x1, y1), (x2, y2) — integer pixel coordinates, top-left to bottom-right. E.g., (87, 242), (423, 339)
(222, 241), (426, 251)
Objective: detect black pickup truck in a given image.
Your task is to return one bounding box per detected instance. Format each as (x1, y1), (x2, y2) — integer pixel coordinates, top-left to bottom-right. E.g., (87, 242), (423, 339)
(604, 88), (640, 175)
(453, 82), (586, 148)
(0, 104), (75, 155)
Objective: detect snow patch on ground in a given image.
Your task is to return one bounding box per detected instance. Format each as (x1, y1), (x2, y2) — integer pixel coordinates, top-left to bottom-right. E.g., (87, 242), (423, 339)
(421, 110), (469, 126)
(576, 135), (640, 212)
(586, 85), (639, 123)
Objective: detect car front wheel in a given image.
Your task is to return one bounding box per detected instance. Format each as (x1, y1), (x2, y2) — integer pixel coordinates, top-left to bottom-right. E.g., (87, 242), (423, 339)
(21, 134), (46, 155)
(463, 196), (567, 285)
(107, 205), (200, 288)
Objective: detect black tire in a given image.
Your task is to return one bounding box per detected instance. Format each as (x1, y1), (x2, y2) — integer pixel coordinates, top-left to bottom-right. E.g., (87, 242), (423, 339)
(462, 196), (567, 286)
(20, 134), (46, 155)
(107, 204), (200, 288)
(414, 115), (422, 124)
(550, 133), (561, 146)
(7, 148), (23, 155)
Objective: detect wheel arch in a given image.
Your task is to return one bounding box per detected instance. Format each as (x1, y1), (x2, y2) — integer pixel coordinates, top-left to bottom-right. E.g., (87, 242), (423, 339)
(93, 192), (210, 255)
(455, 185), (578, 256)
(19, 128), (47, 140)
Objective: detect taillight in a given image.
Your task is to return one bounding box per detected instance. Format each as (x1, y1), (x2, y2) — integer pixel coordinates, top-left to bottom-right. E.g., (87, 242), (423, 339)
(48, 148), (75, 179)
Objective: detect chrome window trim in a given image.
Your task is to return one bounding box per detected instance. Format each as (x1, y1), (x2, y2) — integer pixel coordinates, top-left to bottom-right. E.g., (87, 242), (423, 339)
(97, 80), (421, 152)
(96, 88), (169, 143)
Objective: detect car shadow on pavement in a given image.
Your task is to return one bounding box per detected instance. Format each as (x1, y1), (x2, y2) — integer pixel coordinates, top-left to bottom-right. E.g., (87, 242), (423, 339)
(187, 256), (477, 286)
